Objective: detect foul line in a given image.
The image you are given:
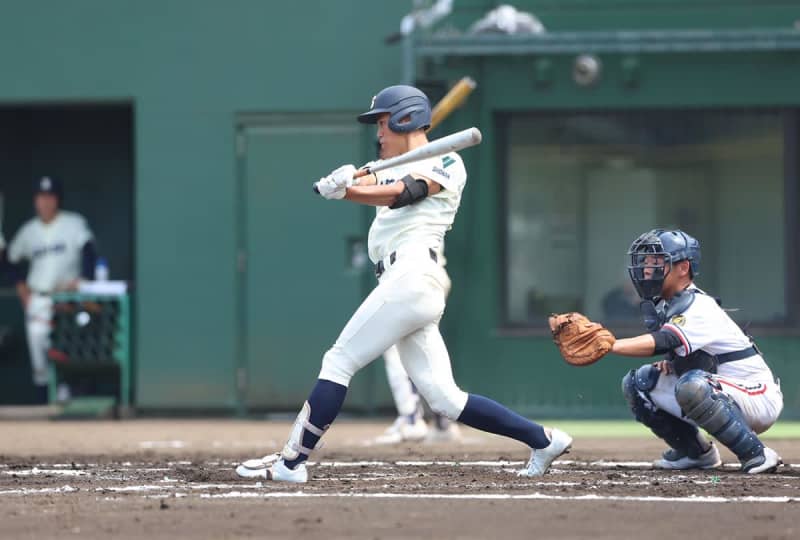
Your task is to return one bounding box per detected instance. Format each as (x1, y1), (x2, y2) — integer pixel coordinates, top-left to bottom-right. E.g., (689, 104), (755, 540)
(199, 491), (800, 504)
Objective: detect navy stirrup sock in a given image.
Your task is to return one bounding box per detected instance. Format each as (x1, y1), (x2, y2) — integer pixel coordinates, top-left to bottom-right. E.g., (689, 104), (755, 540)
(283, 379), (347, 469)
(457, 394), (550, 449)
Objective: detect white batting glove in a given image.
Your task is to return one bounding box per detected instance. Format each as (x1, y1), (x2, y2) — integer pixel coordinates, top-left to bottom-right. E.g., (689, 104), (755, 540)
(327, 164), (357, 188)
(315, 176), (346, 200)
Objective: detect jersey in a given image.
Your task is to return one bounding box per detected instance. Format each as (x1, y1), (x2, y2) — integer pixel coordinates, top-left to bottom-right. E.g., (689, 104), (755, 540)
(367, 151), (467, 263)
(661, 285), (774, 382)
(7, 211), (94, 292)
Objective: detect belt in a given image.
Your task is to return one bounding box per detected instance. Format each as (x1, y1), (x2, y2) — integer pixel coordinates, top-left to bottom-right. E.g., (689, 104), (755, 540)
(375, 248), (438, 278)
(717, 346), (758, 364)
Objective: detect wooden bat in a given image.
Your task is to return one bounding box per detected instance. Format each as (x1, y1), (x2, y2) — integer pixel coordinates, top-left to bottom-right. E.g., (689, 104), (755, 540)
(428, 76), (477, 132)
(314, 127), (482, 193)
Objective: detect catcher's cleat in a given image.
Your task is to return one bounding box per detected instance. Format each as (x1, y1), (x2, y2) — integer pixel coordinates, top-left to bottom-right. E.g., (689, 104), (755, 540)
(743, 447), (783, 474)
(653, 443), (721, 470)
(518, 428), (573, 477)
(235, 454), (308, 483)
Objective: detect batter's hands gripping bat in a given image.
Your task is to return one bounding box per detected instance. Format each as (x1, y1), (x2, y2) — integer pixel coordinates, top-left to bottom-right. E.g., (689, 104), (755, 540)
(313, 126), (482, 194)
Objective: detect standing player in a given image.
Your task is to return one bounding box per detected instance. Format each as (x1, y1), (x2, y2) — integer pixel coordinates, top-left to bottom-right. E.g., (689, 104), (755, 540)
(7, 177), (97, 403)
(236, 85), (571, 482)
(614, 229), (783, 473)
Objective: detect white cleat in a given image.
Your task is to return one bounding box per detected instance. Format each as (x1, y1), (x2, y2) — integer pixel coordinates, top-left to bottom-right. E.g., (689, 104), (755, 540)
(235, 454), (308, 483)
(518, 428), (573, 477)
(425, 422), (462, 443)
(653, 444), (722, 471)
(373, 415), (429, 445)
(744, 447), (783, 474)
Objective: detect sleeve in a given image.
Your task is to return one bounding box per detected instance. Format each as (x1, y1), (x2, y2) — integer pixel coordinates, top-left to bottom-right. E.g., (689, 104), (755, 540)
(7, 224), (29, 264)
(414, 153), (466, 193)
(0, 232), (5, 251)
(74, 216), (94, 248)
(661, 301), (715, 357)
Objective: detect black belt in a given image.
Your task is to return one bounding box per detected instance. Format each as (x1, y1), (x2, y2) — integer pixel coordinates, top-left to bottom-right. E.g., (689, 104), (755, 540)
(717, 346), (758, 364)
(375, 248), (438, 278)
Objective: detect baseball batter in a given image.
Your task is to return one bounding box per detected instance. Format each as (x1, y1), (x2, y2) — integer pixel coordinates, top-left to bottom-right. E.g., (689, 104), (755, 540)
(7, 177), (96, 403)
(236, 85), (571, 483)
(615, 229), (783, 473)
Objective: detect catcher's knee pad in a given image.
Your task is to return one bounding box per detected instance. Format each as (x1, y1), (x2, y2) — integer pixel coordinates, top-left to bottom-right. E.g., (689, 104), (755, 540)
(280, 401), (328, 462)
(623, 366), (706, 456)
(318, 346), (361, 387)
(621, 365), (660, 414)
(675, 370), (763, 461)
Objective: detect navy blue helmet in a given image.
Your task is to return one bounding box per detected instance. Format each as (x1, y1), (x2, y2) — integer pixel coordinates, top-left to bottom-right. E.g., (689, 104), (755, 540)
(357, 85), (432, 133)
(627, 229), (701, 300)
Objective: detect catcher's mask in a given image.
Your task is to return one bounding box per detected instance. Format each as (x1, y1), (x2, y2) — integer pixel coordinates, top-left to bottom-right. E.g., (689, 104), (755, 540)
(627, 229), (701, 301)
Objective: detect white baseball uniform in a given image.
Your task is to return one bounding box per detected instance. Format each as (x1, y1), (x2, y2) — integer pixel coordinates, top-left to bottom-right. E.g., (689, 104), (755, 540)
(647, 286), (783, 434)
(318, 152), (469, 419)
(383, 244), (451, 417)
(8, 211), (94, 386)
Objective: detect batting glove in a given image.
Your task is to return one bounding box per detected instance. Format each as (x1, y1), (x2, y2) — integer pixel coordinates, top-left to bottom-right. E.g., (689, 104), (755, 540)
(315, 176), (346, 200)
(327, 164), (357, 187)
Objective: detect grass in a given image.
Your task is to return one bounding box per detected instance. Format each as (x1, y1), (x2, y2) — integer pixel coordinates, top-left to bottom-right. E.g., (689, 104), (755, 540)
(539, 420), (800, 439)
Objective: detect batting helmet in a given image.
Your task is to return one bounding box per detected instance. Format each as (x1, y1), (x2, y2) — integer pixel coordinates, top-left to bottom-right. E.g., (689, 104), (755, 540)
(627, 229), (701, 300)
(357, 85), (432, 133)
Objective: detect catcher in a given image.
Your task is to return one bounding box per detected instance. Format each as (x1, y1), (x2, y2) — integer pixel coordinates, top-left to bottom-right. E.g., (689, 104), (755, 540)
(550, 228), (783, 474)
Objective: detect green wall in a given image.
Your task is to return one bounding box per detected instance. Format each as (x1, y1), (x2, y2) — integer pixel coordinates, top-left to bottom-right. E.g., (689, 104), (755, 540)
(1, 1), (798, 417)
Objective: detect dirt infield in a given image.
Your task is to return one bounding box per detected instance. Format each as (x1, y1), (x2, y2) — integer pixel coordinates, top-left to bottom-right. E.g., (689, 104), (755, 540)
(0, 419), (798, 539)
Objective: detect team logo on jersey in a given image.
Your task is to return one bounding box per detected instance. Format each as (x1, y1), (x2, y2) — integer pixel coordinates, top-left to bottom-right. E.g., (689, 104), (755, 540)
(442, 156), (455, 169)
(670, 315), (686, 327)
(432, 166), (450, 179)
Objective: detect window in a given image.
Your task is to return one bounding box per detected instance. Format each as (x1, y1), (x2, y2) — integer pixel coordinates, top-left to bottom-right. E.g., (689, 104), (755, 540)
(502, 110), (791, 328)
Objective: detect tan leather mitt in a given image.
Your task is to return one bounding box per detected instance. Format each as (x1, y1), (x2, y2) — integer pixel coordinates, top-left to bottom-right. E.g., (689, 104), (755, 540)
(548, 312), (616, 366)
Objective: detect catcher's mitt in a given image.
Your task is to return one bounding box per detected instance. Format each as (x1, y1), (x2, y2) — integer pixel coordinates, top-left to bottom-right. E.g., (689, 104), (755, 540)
(549, 312), (616, 366)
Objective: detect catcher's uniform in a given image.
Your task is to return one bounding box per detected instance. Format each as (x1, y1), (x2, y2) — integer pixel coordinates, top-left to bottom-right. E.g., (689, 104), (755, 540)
(8, 211), (94, 386)
(318, 152), (470, 419)
(644, 287), (783, 434)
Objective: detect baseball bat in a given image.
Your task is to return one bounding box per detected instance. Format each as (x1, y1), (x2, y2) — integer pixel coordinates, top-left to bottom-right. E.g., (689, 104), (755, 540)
(428, 77), (477, 132)
(313, 127), (482, 194)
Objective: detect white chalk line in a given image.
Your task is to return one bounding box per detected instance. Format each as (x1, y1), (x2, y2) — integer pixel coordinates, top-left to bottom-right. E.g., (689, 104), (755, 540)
(196, 491), (800, 504)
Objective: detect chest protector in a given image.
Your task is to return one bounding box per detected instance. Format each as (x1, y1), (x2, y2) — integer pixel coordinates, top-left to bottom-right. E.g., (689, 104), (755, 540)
(640, 289), (720, 376)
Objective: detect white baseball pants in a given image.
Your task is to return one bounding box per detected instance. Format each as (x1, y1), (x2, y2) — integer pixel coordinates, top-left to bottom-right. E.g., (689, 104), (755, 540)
(648, 369), (783, 434)
(26, 294), (53, 387)
(319, 247), (468, 419)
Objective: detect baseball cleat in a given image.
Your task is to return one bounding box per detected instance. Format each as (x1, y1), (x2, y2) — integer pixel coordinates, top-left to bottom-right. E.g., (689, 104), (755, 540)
(518, 428), (572, 477)
(743, 447), (783, 474)
(653, 443), (722, 471)
(425, 422), (462, 443)
(372, 415), (429, 445)
(235, 454), (308, 483)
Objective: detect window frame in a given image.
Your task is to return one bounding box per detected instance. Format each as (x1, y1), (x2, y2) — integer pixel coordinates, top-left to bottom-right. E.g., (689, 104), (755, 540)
(497, 107), (800, 336)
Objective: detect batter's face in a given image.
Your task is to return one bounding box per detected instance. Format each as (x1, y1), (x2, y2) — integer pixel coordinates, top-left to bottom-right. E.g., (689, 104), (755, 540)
(375, 113), (409, 159)
(35, 193), (59, 223)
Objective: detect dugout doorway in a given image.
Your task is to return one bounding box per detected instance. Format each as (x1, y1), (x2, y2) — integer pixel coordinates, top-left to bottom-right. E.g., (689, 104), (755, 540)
(0, 102), (135, 404)
(234, 113), (379, 414)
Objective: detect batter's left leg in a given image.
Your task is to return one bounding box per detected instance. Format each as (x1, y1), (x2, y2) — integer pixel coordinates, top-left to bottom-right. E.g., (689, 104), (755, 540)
(397, 323), (570, 476)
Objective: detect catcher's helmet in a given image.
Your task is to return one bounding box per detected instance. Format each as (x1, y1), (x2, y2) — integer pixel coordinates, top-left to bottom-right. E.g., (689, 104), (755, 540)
(357, 85), (431, 133)
(627, 229), (701, 301)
